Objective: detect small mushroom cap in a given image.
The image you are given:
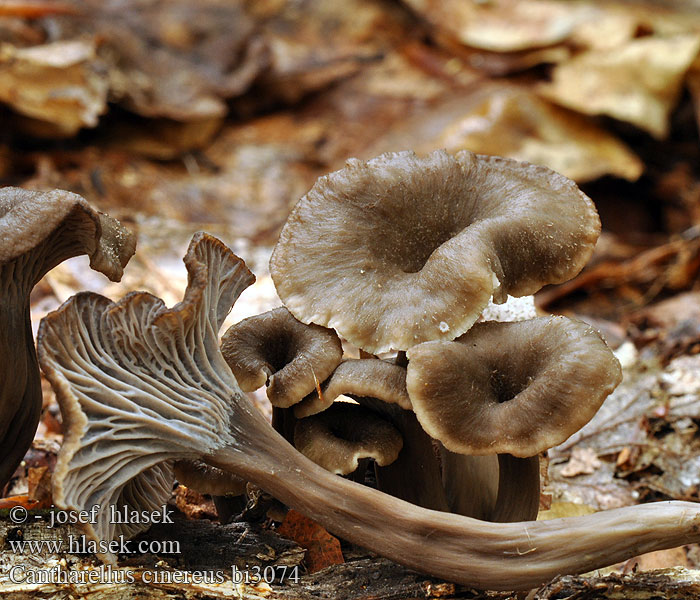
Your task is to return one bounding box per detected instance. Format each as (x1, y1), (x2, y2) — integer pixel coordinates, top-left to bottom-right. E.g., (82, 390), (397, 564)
(0, 187), (136, 279)
(294, 402), (403, 476)
(294, 358), (411, 419)
(271, 150), (600, 353)
(406, 317), (622, 457)
(221, 307), (342, 408)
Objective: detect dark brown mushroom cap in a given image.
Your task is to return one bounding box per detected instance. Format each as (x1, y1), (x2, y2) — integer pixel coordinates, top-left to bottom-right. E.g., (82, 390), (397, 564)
(294, 358), (411, 418)
(294, 402), (403, 476)
(406, 316), (622, 457)
(221, 307), (342, 408)
(0, 187), (135, 489)
(271, 150), (600, 353)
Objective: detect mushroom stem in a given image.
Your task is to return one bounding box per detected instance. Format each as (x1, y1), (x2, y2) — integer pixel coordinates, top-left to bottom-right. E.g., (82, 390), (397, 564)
(491, 454), (540, 522)
(0, 274), (42, 485)
(207, 419), (700, 591)
(372, 407), (449, 511)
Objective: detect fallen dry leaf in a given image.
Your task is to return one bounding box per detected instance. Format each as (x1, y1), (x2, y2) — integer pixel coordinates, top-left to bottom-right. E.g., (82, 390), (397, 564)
(627, 291), (700, 362)
(560, 447), (602, 477)
(539, 33), (700, 139)
(277, 509), (344, 573)
(51, 0), (266, 121)
(249, 0), (410, 104)
(370, 84), (643, 183)
(26, 465), (51, 506)
(403, 0), (601, 52)
(0, 494), (45, 509)
(0, 38), (108, 135)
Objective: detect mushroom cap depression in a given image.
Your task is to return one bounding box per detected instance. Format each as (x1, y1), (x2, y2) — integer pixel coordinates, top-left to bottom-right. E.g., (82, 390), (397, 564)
(271, 150), (600, 353)
(0, 187), (135, 489)
(406, 316), (622, 457)
(220, 306), (342, 408)
(294, 402), (403, 476)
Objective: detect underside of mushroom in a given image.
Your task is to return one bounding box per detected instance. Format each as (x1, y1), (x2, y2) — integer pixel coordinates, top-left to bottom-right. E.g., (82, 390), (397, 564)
(0, 187), (135, 489)
(38, 233), (700, 590)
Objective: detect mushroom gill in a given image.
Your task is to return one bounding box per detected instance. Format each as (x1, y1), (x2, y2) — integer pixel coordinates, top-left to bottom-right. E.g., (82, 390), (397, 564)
(37, 233), (700, 591)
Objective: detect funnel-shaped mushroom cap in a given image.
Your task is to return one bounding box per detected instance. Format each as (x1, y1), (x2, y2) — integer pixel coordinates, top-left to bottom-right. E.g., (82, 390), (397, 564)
(271, 150), (600, 353)
(294, 402), (403, 476)
(38, 233), (254, 557)
(294, 358), (411, 418)
(221, 307), (342, 408)
(0, 187), (135, 488)
(406, 317), (622, 457)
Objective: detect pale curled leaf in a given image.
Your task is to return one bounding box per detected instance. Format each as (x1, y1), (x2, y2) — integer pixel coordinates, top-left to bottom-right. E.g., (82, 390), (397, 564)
(539, 34), (700, 139)
(370, 85), (643, 183)
(0, 40), (108, 135)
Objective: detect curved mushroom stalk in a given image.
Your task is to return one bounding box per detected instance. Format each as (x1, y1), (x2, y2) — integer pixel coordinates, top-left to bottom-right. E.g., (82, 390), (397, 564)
(0, 187), (135, 488)
(38, 234), (700, 591)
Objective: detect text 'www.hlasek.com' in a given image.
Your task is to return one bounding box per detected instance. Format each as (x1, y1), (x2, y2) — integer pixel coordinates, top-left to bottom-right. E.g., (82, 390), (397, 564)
(1, 505), (300, 586)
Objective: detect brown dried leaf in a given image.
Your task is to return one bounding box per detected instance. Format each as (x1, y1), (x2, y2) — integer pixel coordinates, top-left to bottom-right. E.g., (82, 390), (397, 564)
(304, 45), (475, 165)
(104, 116), (224, 160)
(370, 84), (643, 182)
(403, 0), (602, 52)
(0, 39), (108, 135)
(249, 0), (410, 105)
(538, 233), (700, 317)
(539, 34), (700, 139)
(26, 465), (51, 505)
(277, 509), (344, 573)
(560, 447), (602, 477)
(627, 292), (700, 362)
(48, 0), (266, 121)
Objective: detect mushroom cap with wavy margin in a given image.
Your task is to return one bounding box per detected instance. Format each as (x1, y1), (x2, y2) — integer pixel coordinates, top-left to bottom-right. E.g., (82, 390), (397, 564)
(38, 233), (254, 557)
(270, 150), (600, 353)
(406, 316), (622, 458)
(294, 402), (403, 476)
(0, 187), (135, 489)
(220, 306), (342, 408)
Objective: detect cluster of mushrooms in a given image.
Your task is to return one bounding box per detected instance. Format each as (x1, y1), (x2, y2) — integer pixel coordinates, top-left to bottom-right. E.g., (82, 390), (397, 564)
(4, 150), (700, 591)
